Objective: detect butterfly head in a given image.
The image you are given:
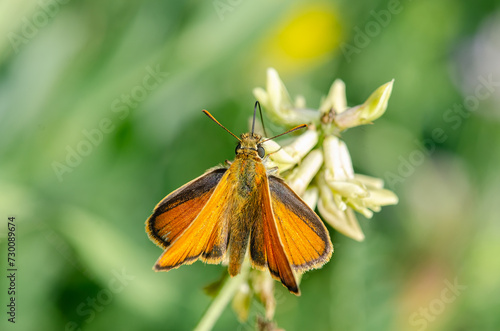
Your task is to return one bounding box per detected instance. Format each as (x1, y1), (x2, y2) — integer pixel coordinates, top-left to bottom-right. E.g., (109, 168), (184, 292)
(202, 105), (306, 161)
(236, 133), (265, 158)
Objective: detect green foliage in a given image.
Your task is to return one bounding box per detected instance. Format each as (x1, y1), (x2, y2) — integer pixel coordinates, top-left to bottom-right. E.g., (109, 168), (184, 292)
(1, 0), (499, 330)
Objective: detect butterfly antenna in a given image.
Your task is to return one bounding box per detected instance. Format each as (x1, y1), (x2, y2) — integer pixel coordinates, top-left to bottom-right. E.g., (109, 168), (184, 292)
(261, 124), (307, 143)
(254, 101), (268, 137)
(202, 110), (241, 142)
(251, 102), (258, 135)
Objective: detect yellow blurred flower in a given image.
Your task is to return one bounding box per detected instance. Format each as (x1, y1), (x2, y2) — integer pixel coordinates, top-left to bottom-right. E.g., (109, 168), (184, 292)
(258, 4), (342, 72)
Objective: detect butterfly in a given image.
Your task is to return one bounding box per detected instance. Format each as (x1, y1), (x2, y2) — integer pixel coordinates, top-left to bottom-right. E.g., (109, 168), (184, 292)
(146, 102), (333, 295)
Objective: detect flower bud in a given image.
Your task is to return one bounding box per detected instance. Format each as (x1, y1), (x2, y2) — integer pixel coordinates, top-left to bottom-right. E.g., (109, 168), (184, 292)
(302, 187), (319, 210)
(333, 80), (394, 130)
(282, 129), (319, 161)
(286, 149), (323, 196)
(253, 68), (320, 126)
(231, 282), (252, 322)
(319, 79), (347, 115)
(317, 175), (365, 241)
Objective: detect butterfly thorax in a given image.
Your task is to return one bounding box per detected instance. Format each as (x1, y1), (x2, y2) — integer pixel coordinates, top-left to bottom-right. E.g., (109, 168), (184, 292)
(231, 132), (266, 195)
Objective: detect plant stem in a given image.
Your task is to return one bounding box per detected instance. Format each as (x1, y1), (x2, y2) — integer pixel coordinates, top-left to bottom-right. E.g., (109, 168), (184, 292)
(194, 261), (250, 331)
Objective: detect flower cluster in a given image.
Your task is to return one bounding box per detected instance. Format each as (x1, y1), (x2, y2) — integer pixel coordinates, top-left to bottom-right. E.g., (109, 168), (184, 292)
(254, 68), (398, 241)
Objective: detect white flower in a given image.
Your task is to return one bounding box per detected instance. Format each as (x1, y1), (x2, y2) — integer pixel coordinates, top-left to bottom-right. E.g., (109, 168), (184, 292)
(332, 80), (394, 131)
(262, 128), (318, 172)
(319, 78), (347, 115)
(318, 135), (398, 240)
(253, 68), (320, 127)
(286, 149), (323, 196)
(256, 68), (398, 241)
(254, 68), (394, 132)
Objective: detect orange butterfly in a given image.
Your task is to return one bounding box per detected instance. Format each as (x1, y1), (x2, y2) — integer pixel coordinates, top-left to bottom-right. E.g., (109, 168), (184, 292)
(146, 103), (333, 295)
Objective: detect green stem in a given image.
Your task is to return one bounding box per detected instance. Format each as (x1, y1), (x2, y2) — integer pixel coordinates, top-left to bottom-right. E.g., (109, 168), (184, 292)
(194, 261), (250, 331)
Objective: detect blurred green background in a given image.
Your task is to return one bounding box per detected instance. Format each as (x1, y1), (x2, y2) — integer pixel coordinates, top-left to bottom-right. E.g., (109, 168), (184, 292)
(1, 0), (500, 330)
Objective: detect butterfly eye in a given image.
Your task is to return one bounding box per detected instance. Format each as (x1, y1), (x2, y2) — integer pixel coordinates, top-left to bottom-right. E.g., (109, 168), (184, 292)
(235, 143), (241, 154)
(257, 145), (265, 158)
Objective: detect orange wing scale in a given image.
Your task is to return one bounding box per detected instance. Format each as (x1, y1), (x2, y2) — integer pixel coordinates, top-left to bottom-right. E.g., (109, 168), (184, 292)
(259, 176), (299, 294)
(147, 168), (231, 270)
(268, 176), (333, 272)
(249, 175), (332, 295)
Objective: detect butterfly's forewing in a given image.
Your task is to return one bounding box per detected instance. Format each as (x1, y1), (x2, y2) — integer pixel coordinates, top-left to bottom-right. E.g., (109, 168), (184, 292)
(268, 176), (333, 272)
(147, 168), (226, 249)
(147, 168), (232, 270)
(250, 175), (300, 295)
